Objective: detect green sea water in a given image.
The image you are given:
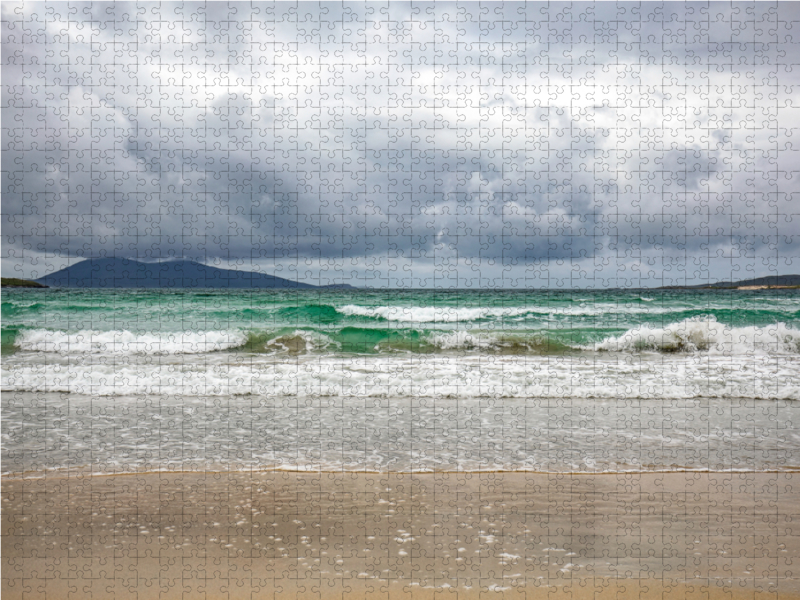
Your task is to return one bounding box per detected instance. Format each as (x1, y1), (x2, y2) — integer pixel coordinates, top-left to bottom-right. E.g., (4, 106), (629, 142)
(3, 287), (800, 474)
(3, 287), (800, 357)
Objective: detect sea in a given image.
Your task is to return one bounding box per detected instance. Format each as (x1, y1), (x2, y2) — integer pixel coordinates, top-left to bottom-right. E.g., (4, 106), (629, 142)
(2, 287), (800, 475)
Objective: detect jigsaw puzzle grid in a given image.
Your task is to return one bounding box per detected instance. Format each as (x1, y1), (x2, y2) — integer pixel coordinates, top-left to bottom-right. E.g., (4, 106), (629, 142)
(3, 2), (800, 599)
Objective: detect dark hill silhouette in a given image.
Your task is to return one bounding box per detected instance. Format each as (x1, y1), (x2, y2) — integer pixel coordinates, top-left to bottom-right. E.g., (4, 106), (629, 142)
(708, 274), (800, 288)
(660, 274), (800, 289)
(35, 258), (336, 289)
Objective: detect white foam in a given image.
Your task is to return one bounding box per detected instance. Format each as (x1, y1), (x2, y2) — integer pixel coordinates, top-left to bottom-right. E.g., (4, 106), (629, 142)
(3, 352), (797, 399)
(426, 331), (496, 349)
(592, 316), (800, 355)
(339, 303), (677, 321)
(339, 305), (534, 322)
(15, 329), (247, 355)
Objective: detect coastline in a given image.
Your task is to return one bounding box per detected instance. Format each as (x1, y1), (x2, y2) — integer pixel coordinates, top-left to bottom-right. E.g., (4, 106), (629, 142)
(4, 470), (799, 599)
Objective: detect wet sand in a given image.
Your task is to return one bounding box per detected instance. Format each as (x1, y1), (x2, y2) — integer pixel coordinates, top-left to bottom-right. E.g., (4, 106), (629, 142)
(3, 471), (800, 599)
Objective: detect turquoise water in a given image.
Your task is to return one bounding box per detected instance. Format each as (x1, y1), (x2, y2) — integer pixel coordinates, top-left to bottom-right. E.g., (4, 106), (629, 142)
(3, 288), (800, 356)
(3, 288), (800, 474)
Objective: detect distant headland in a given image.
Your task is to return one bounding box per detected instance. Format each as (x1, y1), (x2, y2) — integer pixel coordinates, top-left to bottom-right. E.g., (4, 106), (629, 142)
(1, 278), (48, 288)
(16, 258), (355, 289)
(657, 274), (800, 290)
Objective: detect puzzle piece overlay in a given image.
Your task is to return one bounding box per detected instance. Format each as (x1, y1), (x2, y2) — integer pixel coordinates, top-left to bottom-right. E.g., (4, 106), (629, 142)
(2, 3), (800, 599)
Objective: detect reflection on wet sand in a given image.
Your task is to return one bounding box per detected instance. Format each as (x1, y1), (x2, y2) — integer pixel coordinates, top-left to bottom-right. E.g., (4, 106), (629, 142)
(3, 471), (799, 599)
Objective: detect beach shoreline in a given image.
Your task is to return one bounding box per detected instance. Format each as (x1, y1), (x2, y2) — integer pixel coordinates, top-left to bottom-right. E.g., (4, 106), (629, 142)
(4, 470), (799, 599)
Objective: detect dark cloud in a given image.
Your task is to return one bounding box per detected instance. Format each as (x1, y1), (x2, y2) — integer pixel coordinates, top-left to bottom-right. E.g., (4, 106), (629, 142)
(2, 2), (799, 286)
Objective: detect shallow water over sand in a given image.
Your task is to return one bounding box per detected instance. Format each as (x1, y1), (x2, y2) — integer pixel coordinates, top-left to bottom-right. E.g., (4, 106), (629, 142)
(3, 392), (799, 475)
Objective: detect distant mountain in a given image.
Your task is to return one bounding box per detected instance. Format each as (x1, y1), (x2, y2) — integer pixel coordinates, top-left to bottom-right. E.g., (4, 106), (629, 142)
(35, 258), (354, 289)
(660, 274), (800, 290)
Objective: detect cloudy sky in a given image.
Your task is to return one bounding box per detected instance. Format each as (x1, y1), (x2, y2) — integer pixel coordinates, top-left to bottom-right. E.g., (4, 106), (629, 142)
(2, 2), (799, 287)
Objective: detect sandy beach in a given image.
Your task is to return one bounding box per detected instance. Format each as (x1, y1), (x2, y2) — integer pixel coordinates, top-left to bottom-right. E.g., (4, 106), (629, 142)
(3, 470), (799, 599)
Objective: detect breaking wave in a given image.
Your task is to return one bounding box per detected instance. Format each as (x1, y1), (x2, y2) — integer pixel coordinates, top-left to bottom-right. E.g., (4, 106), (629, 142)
(13, 329), (247, 355)
(592, 316), (800, 354)
(6, 317), (800, 357)
(338, 305), (538, 322)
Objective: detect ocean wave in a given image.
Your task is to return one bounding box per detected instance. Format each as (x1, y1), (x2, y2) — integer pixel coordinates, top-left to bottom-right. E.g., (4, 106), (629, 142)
(335, 303), (768, 321)
(592, 316), (800, 354)
(3, 353), (798, 399)
(273, 304), (343, 323)
(339, 305), (538, 322)
(9, 317), (800, 357)
(14, 329), (248, 355)
(1, 326), (22, 355)
(1, 301), (44, 317)
(427, 331), (573, 354)
(241, 327), (573, 355)
(241, 329), (337, 354)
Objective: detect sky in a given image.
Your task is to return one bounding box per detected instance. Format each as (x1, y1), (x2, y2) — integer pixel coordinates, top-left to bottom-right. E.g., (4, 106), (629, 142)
(2, 1), (799, 288)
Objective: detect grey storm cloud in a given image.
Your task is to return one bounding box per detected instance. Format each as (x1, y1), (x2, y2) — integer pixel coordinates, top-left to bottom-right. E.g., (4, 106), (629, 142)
(2, 1), (800, 284)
